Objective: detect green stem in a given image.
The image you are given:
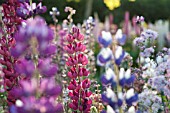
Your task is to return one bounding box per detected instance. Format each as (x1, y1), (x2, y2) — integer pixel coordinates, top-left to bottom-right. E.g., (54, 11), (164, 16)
(114, 64), (123, 113)
(97, 85), (100, 113)
(29, 0), (33, 18)
(29, 0), (32, 7)
(112, 38), (123, 113)
(138, 53), (141, 68)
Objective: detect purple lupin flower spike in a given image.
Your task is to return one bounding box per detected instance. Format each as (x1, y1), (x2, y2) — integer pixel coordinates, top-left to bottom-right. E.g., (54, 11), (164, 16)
(8, 16), (63, 113)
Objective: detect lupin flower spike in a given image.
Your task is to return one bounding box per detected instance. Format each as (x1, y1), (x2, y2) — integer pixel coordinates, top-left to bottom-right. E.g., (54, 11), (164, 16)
(65, 27), (92, 113)
(8, 16), (63, 113)
(50, 7), (60, 24)
(10, 16), (56, 58)
(82, 16), (96, 77)
(97, 29), (138, 112)
(64, 7), (76, 24)
(0, 0), (25, 106)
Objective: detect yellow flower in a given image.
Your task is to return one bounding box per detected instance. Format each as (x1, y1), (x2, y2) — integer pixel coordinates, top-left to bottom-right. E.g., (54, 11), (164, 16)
(104, 0), (121, 10)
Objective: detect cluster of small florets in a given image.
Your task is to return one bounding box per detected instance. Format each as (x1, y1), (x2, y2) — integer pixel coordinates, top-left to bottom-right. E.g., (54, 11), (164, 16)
(138, 89), (163, 113)
(133, 17), (170, 113)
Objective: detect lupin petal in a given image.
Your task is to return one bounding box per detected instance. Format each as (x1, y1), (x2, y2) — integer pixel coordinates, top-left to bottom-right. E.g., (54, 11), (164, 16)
(117, 92), (123, 107)
(126, 88), (138, 105)
(97, 48), (113, 66)
(119, 68), (126, 86)
(115, 46), (125, 65)
(115, 29), (126, 45)
(98, 31), (112, 47)
(101, 68), (117, 87)
(125, 69), (135, 85)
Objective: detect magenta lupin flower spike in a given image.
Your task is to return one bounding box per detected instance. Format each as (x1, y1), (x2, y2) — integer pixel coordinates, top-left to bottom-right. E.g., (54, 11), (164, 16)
(65, 27), (92, 113)
(0, 0), (25, 106)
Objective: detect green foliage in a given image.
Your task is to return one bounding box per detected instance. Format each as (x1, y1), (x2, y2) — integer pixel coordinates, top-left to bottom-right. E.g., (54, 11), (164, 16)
(40, 0), (170, 24)
(0, 0), (170, 24)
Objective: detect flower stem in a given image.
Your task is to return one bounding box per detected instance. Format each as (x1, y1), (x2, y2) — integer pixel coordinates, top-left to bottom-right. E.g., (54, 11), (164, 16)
(138, 54), (141, 68)
(29, 0), (32, 7)
(114, 64), (123, 113)
(112, 38), (123, 113)
(29, 0), (33, 18)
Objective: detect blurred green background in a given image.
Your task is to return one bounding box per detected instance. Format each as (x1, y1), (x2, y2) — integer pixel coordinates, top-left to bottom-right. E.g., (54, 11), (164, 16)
(1, 0), (170, 24)
(41, 0), (170, 24)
